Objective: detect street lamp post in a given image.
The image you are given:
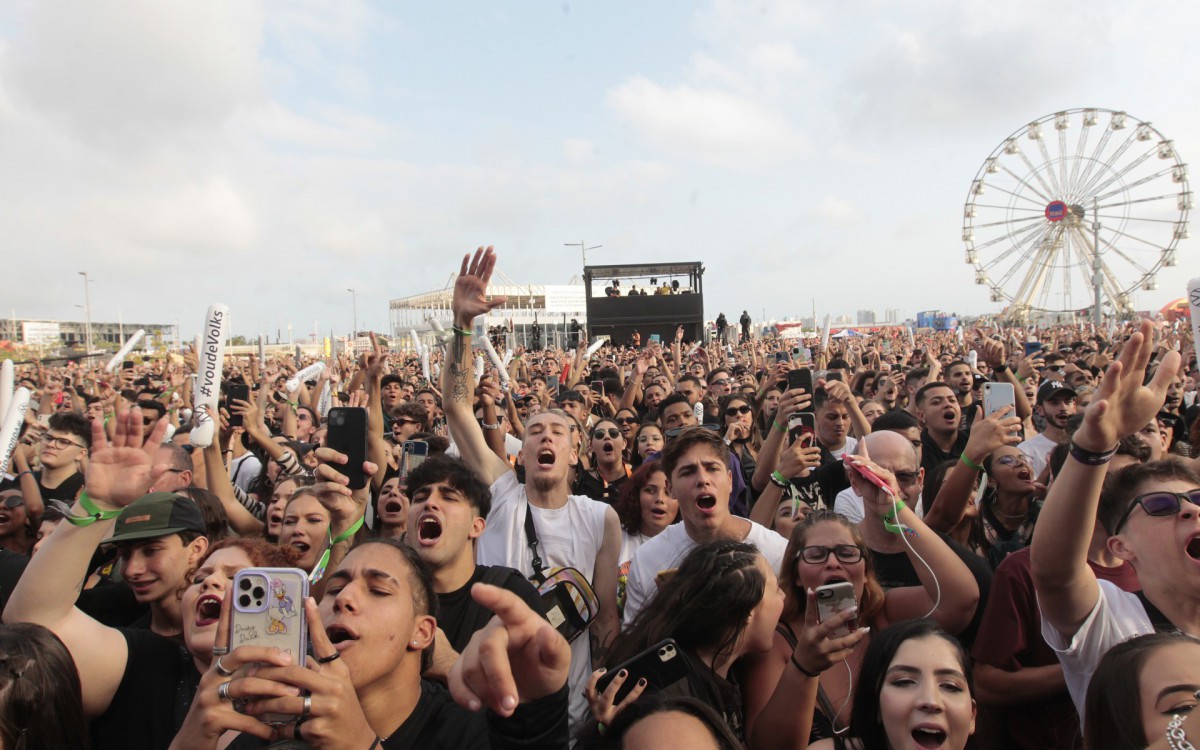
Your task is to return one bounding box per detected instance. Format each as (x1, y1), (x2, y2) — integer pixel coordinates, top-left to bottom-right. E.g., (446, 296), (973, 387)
(347, 288), (358, 343)
(78, 271), (93, 353)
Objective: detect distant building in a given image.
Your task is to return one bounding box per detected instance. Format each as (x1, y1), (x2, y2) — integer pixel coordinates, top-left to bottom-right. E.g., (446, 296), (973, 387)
(390, 276), (587, 350)
(0, 318), (175, 349)
(856, 309), (876, 325)
(885, 308), (900, 323)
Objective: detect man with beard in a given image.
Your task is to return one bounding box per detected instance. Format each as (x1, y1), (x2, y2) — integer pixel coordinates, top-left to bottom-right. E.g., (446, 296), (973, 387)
(945, 359), (976, 415)
(916, 382), (968, 475)
(1019, 381), (1077, 477)
(405, 456), (544, 680)
(442, 247), (621, 732)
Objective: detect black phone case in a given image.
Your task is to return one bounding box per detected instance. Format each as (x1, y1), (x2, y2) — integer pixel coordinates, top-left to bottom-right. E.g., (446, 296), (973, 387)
(326, 407), (368, 490)
(595, 639), (688, 704)
(227, 384), (250, 427)
(786, 369), (813, 400)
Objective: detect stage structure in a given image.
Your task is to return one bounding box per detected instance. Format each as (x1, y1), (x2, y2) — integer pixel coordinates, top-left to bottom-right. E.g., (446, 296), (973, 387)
(583, 262), (705, 345)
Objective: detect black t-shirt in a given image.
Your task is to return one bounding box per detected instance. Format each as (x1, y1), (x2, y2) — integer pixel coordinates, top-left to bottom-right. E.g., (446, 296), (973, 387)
(438, 566), (546, 654)
(574, 469), (628, 506)
(90, 628), (200, 750)
(34, 470), (86, 503)
(0, 549), (27, 612)
(871, 530), (992, 648)
(919, 429), (968, 475)
(229, 681), (569, 750)
(77, 577), (147, 628)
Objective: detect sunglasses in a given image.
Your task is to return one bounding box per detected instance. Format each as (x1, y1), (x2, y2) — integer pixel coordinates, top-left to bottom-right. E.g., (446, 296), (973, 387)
(592, 428), (621, 440)
(710, 378), (732, 386)
(724, 405), (752, 417)
(800, 545), (864, 564)
(1114, 489), (1200, 533)
(615, 417), (639, 425)
(0, 495), (24, 510)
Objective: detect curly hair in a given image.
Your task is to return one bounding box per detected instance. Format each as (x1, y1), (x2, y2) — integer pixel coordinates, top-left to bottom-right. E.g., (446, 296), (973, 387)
(613, 461), (677, 535)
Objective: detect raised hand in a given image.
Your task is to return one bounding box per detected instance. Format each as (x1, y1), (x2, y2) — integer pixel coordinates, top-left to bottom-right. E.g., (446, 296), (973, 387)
(85, 407), (169, 507)
(449, 583), (571, 716)
(962, 406), (1022, 462)
(1075, 320), (1181, 452)
(452, 247), (508, 327)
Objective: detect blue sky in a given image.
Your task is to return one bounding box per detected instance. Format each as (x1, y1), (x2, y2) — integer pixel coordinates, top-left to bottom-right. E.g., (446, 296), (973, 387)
(1, 0), (1197, 340)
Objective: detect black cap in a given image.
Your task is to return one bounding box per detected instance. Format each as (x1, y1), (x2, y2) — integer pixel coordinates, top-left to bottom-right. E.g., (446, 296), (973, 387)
(1037, 380), (1077, 404)
(107, 492), (207, 543)
(555, 390), (586, 405)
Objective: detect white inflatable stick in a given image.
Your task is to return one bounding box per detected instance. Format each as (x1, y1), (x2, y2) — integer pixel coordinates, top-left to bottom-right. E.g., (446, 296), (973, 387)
(409, 329), (424, 356)
(258, 334), (266, 363)
(190, 305), (230, 448)
(317, 381), (332, 419)
(821, 315), (831, 350)
(479, 335), (509, 386)
(474, 354), (484, 385)
(0, 388), (30, 474)
(0, 360), (12, 428)
(421, 350), (431, 381)
(286, 362), (326, 393)
(105, 329), (146, 373)
(584, 339), (606, 360)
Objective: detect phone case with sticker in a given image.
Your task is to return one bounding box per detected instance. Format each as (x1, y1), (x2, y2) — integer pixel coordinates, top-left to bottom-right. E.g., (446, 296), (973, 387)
(229, 567), (309, 723)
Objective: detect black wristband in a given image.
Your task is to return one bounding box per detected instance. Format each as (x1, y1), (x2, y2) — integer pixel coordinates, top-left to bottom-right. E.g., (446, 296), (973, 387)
(791, 653), (821, 678)
(993, 364), (1009, 375)
(1069, 440), (1119, 466)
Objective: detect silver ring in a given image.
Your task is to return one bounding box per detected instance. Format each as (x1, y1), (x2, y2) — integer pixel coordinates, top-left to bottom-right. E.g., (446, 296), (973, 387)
(217, 681), (233, 702)
(211, 646), (229, 656)
(214, 656), (235, 677)
(300, 695), (312, 721)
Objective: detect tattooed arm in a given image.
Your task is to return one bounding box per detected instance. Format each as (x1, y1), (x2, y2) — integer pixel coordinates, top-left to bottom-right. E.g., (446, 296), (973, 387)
(442, 247), (514, 485)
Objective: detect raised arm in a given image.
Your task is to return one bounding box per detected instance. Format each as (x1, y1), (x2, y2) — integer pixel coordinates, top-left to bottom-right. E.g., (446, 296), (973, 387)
(1032, 321), (1179, 637)
(442, 247), (513, 486)
(924, 406), (1021, 534)
(4, 409), (166, 717)
(848, 454), (980, 633)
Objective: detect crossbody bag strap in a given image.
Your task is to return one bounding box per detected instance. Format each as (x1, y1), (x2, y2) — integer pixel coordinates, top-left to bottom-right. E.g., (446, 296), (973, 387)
(523, 504), (548, 583)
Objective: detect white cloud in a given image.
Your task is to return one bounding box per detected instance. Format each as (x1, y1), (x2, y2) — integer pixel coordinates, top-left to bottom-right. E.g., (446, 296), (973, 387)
(607, 76), (805, 169)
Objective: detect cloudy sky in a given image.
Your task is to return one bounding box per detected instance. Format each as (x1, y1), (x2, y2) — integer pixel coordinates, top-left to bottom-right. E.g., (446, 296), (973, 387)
(2, 0), (1197, 340)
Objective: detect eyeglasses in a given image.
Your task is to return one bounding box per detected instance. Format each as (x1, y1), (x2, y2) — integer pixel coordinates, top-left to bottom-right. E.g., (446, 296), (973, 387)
(724, 405), (752, 417)
(43, 435), (83, 451)
(1113, 489), (1200, 533)
(892, 471), (919, 487)
(994, 455), (1031, 468)
(592, 428), (621, 440)
(800, 545), (864, 564)
(615, 417), (639, 425)
(710, 378), (731, 386)
(637, 434), (661, 443)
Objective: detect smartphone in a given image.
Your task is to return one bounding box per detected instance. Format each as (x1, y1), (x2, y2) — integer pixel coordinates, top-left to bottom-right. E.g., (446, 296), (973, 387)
(786, 368), (814, 398)
(982, 382), (1015, 418)
(788, 411), (816, 448)
(326, 407), (368, 490)
(815, 581), (857, 638)
(794, 346), (811, 364)
(547, 374), (560, 392)
(122, 361), (134, 370)
(227, 383), (251, 428)
(594, 639), (688, 704)
(1023, 341), (1043, 357)
(775, 351), (791, 363)
(229, 567), (309, 724)
(590, 380), (605, 397)
(401, 440), (429, 479)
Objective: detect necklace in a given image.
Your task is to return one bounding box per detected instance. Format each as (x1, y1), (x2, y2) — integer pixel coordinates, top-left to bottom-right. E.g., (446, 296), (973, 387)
(991, 505), (1029, 521)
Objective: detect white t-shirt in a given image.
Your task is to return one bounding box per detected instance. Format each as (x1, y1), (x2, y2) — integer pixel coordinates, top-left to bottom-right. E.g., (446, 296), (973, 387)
(622, 520), (788, 628)
(1039, 579), (1154, 722)
(829, 436), (858, 460)
(477, 471), (611, 732)
(1018, 432), (1058, 477)
(833, 487), (926, 524)
(229, 453), (262, 494)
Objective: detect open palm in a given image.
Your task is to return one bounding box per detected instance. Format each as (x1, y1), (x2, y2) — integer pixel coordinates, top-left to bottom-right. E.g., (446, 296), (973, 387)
(452, 246), (508, 324)
(86, 409), (168, 507)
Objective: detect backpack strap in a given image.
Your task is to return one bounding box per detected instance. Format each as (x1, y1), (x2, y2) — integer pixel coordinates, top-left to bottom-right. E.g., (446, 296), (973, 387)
(523, 504), (548, 584)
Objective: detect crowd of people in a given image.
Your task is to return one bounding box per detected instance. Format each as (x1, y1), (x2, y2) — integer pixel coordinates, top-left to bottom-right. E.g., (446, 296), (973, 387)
(0, 245), (1198, 750)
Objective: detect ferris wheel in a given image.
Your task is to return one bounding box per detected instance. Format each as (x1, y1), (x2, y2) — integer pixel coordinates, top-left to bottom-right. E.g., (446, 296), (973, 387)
(962, 108), (1189, 320)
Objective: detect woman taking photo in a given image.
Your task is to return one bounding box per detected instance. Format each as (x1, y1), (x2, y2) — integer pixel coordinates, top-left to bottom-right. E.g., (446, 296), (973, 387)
(744, 448), (980, 748)
(807, 619), (977, 750)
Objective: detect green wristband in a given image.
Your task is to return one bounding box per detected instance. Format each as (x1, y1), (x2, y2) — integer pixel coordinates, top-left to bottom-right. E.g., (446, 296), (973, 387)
(959, 454), (983, 471)
(309, 515), (366, 584)
(63, 491), (122, 527)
